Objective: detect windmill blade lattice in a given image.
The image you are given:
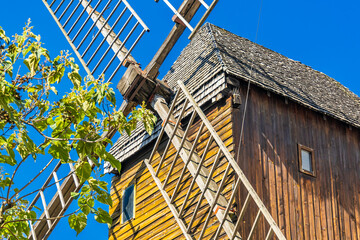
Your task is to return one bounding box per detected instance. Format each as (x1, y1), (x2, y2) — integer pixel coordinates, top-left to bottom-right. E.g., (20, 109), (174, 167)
(42, 0), (149, 82)
(158, 0), (219, 39)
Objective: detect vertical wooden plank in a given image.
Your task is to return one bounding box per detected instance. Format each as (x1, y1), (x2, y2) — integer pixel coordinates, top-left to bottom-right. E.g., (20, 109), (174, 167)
(281, 161), (291, 240)
(311, 115), (323, 240)
(284, 100), (297, 240)
(306, 180), (316, 240)
(301, 177), (310, 240)
(323, 122), (336, 240)
(260, 91), (271, 240)
(346, 127), (357, 240)
(276, 98), (292, 240)
(315, 116), (330, 240)
(341, 132), (352, 240)
(329, 149), (340, 240)
(352, 129), (360, 240)
(293, 105), (304, 240)
(287, 171), (297, 239)
(268, 155), (278, 227)
(275, 154), (285, 235)
(253, 103), (265, 239)
(313, 182), (323, 240)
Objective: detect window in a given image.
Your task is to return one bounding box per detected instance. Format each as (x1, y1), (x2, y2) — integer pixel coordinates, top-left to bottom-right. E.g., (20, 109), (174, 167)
(298, 144), (315, 176)
(122, 184), (135, 223)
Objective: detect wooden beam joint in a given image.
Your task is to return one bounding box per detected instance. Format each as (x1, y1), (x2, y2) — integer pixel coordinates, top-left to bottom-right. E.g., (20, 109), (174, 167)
(117, 63), (172, 107)
(172, 14), (187, 27)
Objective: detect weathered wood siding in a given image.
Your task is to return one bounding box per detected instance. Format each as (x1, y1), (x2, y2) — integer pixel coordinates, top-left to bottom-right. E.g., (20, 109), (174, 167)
(234, 79), (360, 240)
(109, 97), (235, 240)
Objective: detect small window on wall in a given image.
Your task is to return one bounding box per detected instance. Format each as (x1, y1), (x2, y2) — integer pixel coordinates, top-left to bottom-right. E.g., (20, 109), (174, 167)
(122, 184), (135, 223)
(298, 144), (315, 177)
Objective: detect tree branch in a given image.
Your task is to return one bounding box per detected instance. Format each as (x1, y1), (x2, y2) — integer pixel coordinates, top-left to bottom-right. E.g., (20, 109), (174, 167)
(16, 168), (75, 203)
(6, 140), (48, 202)
(0, 226), (19, 240)
(9, 158), (55, 201)
(24, 120), (109, 143)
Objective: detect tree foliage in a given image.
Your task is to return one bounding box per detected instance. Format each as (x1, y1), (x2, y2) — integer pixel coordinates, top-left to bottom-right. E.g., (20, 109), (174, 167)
(0, 20), (156, 239)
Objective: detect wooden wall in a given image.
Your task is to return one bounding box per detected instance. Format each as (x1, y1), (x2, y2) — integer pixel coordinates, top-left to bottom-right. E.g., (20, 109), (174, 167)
(109, 97), (236, 240)
(109, 77), (360, 240)
(233, 78), (360, 240)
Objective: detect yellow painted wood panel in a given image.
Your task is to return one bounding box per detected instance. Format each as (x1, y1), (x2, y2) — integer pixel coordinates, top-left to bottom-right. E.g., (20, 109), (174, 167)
(109, 98), (236, 240)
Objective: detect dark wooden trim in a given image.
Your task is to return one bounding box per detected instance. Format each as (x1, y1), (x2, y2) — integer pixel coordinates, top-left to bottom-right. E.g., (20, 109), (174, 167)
(231, 88), (242, 224)
(298, 144), (316, 177)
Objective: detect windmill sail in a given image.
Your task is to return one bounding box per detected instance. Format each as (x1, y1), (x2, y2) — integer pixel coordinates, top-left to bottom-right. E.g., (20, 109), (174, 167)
(42, 0), (149, 82)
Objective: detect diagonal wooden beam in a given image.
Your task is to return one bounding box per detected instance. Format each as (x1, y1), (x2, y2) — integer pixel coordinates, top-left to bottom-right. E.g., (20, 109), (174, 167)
(144, 0), (202, 80)
(150, 94), (242, 239)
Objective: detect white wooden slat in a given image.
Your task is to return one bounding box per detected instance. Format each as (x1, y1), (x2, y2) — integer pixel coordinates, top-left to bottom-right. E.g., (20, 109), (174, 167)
(68, 163), (79, 187)
(163, 110), (197, 189)
(198, 0), (209, 9)
(265, 228), (274, 240)
(52, 172), (66, 208)
(29, 221), (37, 240)
(188, 0), (219, 39)
(247, 210), (262, 240)
(163, 0), (194, 31)
(39, 190), (52, 229)
(156, 98), (189, 176)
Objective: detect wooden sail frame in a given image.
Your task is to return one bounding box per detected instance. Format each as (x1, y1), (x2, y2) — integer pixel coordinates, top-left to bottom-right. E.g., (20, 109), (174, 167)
(42, 0), (149, 82)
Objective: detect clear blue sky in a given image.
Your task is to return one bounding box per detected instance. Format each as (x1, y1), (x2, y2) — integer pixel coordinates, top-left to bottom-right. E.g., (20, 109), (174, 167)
(1, 0), (359, 239)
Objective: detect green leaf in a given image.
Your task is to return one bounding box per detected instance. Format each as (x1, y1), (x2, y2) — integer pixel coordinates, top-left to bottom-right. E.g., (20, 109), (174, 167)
(81, 185), (90, 194)
(48, 141), (70, 161)
(8, 44), (19, 63)
(0, 177), (11, 190)
(0, 154), (16, 166)
(33, 119), (48, 132)
(68, 71), (82, 89)
(49, 86), (58, 95)
(75, 161), (92, 183)
(94, 208), (112, 225)
(23, 53), (40, 76)
(103, 138), (113, 146)
(68, 212), (87, 236)
(71, 192), (80, 200)
(0, 27), (10, 44)
(78, 196), (91, 215)
(22, 44), (33, 57)
(96, 192), (112, 207)
(3, 60), (13, 77)
(105, 88), (116, 105)
(105, 152), (121, 174)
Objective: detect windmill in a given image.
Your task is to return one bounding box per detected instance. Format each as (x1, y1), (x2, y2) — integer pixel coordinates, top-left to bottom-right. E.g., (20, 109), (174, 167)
(28, 0), (286, 239)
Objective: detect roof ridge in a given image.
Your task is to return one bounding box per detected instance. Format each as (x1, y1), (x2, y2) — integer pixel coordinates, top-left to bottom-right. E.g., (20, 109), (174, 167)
(206, 23), (226, 71)
(209, 25), (360, 102)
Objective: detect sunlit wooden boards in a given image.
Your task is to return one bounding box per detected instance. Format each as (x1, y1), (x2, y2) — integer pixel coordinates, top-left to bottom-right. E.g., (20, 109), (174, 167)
(109, 97), (235, 240)
(109, 74), (360, 239)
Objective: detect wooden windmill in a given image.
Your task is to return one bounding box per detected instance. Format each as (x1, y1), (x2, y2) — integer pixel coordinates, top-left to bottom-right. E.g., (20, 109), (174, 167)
(29, 0), (286, 239)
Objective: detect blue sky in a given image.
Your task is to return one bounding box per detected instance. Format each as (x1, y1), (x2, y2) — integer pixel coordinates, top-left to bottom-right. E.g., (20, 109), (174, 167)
(0, 0), (359, 239)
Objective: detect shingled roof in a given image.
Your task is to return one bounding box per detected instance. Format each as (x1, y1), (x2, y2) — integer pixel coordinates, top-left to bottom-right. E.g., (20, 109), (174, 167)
(208, 24), (360, 128)
(108, 23), (360, 166)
